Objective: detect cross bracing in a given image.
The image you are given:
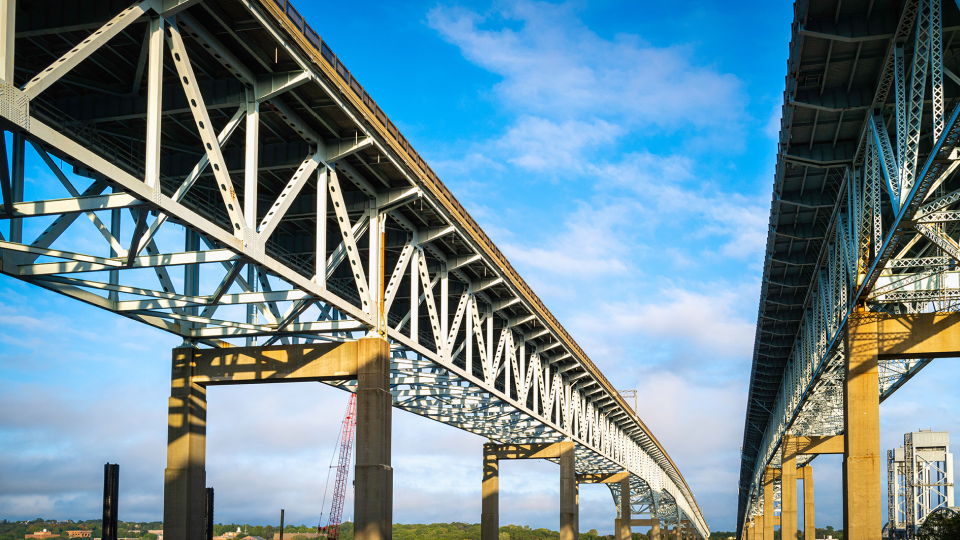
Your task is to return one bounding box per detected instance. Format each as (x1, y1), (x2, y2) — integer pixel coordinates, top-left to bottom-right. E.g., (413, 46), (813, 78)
(743, 0), (960, 536)
(0, 0), (708, 536)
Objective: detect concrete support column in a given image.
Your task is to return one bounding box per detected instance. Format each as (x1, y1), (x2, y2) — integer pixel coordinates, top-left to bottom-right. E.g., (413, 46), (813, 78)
(355, 337), (392, 540)
(481, 443), (499, 540)
(617, 476), (630, 540)
(164, 348), (208, 540)
(782, 439), (797, 540)
(651, 518), (660, 540)
(763, 468), (776, 540)
(844, 310), (882, 540)
(803, 466), (814, 540)
(559, 441), (578, 540)
(755, 515), (763, 540)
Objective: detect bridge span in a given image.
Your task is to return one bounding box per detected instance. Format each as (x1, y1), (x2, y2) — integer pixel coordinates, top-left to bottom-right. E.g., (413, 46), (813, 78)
(0, 0), (709, 539)
(743, 0), (960, 539)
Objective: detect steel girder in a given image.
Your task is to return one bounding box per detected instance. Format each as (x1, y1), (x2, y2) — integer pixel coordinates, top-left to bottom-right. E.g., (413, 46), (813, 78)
(742, 0), (960, 535)
(0, 0), (709, 535)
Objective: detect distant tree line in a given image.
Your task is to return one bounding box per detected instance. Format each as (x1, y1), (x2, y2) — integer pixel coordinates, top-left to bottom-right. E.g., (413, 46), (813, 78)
(0, 518), (162, 540)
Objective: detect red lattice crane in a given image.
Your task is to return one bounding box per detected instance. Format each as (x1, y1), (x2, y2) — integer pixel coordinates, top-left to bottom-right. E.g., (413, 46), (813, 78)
(320, 393), (356, 540)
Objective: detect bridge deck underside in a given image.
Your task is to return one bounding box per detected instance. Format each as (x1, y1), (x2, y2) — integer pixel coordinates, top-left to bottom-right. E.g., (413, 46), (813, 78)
(743, 0), (960, 534)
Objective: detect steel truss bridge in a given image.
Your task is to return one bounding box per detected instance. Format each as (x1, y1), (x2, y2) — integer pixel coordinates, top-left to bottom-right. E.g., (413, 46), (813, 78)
(0, 0), (708, 537)
(742, 0), (960, 537)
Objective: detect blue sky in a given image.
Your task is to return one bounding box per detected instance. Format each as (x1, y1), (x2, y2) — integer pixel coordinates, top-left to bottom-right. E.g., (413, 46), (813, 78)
(4, 0), (960, 535)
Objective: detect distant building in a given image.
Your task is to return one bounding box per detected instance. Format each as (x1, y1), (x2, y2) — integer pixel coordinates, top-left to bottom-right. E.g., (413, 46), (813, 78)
(24, 530), (57, 539)
(273, 533), (324, 539)
(67, 531), (93, 538)
(148, 530), (163, 539)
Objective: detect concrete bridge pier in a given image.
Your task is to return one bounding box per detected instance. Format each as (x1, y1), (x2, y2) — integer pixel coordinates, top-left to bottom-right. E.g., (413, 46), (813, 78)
(481, 443), (498, 540)
(802, 465), (814, 540)
(482, 441), (578, 540)
(163, 338), (392, 540)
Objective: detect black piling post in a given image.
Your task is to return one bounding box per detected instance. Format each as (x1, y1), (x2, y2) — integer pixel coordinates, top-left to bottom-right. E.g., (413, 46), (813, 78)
(205, 487), (214, 540)
(102, 463), (119, 540)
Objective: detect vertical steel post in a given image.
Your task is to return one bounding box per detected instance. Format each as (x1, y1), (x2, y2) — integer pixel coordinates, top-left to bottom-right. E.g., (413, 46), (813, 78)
(109, 188), (121, 301)
(409, 246), (419, 340)
(10, 132), (23, 243)
(368, 205), (381, 334)
(102, 463), (120, 540)
(0, 0), (15, 84)
(244, 90), (259, 230)
(316, 167), (327, 289)
(205, 488), (214, 540)
(144, 15), (163, 194)
(440, 267), (449, 356)
(465, 293), (473, 376)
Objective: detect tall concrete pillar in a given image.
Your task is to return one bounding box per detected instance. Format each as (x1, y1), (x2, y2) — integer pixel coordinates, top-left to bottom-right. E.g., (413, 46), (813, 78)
(844, 310), (882, 540)
(559, 441), (578, 540)
(803, 466), (814, 540)
(782, 439), (797, 540)
(481, 443), (499, 540)
(618, 477), (630, 540)
(755, 515), (763, 540)
(651, 517), (660, 540)
(164, 348), (208, 540)
(355, 337), (392, 540)
(763, 468), (776, 540)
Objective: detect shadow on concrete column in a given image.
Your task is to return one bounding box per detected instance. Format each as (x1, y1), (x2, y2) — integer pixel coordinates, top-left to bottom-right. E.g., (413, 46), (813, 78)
(355, 338), (392, 540)
(482, 443), (499, 540)
(559, 441), (577, 540)
(844, 310), (882, 540)
(164, 349), (207, 540)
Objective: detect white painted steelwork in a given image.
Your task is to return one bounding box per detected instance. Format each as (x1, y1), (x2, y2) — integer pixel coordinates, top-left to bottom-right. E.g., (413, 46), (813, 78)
(0, 0), (708, 535)
(744, 0), (960, 536)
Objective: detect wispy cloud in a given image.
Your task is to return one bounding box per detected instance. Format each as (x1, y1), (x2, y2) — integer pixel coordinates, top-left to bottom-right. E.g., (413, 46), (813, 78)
(497, 116), (623, 172)
(500, 200), (638, 279)
(427, 1), (744, 133)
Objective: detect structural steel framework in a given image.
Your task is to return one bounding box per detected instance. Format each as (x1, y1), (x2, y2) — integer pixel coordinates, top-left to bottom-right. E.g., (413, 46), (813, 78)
(0, 0), (708, 536)
(886, 431), (955, 539)
(742, 0), (960, 536)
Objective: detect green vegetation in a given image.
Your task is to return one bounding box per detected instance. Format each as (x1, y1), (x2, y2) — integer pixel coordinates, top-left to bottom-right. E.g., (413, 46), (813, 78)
(0, 519), (162, 540)
(1, 520), (670, 540)
(918, 511), (960, 540)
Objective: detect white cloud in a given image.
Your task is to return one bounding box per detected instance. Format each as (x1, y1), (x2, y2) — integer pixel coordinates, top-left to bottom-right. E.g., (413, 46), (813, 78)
(497, 116), (623, 172)
(500, 200), (638, 279)
(588, 152), (769, 261)
(427, 1), (744, 132)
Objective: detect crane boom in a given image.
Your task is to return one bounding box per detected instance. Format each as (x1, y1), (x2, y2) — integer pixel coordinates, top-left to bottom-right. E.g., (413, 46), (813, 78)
(324, 393), (356, 540)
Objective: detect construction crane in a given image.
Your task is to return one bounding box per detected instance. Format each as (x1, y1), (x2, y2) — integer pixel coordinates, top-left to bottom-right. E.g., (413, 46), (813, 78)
(320, 393), (356, 540)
